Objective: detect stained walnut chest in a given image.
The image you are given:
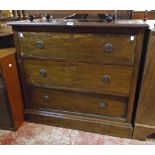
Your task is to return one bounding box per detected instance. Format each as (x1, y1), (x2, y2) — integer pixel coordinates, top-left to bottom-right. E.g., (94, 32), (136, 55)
(9, 19), (148, 138)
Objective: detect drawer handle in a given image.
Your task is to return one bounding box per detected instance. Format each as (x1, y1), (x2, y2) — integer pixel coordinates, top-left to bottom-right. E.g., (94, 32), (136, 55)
(43, 95), (49, 102)
(36, 41), (44, 49)
(40, 69), (47, 77)
(102, 75), (110, 83)
(100, 102), (108, 109)
(104, 43), (113, 52)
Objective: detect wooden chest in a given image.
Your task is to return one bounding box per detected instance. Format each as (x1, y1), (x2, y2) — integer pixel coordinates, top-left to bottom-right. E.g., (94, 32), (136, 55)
(9, 20), (148, 138)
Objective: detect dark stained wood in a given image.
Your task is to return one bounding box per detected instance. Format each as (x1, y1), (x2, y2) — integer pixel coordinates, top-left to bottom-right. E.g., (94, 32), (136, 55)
(27, 86), (128, 118)
(134, 125), (155, 140)
(126, 31), (145, 122)
(134, 30), (155, 140)
(24, 108), (133, 139)
(12, 29), (32, 117)
(8, 19), (149, 29)
(23, 59), (133, 96)
(0, 49), (24, 130)
(10, 20), (147, 138)
(12, 26), (146, 36)
(19, 32), (136, 65)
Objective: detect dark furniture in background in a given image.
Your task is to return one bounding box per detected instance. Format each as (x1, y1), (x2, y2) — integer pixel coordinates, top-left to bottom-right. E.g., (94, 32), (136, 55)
(1, 10), (155, 21)
(133, 27), (155, 140)
(132, 11), (155, 20)
(24, 10), (132, 20)
(0, 49), (24, 130)
(0, 25), (14, 48)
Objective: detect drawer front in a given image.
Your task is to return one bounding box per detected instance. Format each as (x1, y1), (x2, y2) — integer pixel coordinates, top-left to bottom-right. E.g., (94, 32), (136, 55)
(27, 86), (128, 118)
(19, 32), (137, 64)
(23, 60), (133, 96)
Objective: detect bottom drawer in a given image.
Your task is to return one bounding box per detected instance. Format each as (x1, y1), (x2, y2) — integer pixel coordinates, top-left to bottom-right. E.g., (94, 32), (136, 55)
(27, 86), (128, 118)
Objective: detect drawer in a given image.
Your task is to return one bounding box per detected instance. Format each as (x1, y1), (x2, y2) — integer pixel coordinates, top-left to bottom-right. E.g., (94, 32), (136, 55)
(23, 60), (133, 96)
(19, 32), (137, 65)
(27, 86), (128, 118)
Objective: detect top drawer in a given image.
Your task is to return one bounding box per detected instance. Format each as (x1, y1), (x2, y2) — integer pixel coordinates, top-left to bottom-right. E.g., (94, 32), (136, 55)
(19, 32), (137, 65)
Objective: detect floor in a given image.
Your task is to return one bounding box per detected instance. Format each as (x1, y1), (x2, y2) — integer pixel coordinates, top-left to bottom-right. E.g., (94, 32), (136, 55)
(0, 122), (155, 145)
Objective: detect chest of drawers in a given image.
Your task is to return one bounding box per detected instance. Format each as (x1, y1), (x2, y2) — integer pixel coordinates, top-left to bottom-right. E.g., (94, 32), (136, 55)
(9, 20), (148, 138)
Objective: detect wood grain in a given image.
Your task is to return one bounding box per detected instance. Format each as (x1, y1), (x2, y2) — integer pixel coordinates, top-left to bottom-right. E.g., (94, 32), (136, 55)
(132, 11), (155, 20)
(135, 31), (155, 125)
(134, 31), (155, 140)
(19, 32), (137, 65)
(0, 50), (24, 130)
(11, 21), (147, 138)
(126, 30), (145, 122)
(27, 86), (128, 118)
(25, 108), (133, 139)
(23, 59), (133, 96)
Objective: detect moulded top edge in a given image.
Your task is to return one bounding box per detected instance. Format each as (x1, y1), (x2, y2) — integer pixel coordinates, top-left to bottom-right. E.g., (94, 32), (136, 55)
(7, 19), (149, 29)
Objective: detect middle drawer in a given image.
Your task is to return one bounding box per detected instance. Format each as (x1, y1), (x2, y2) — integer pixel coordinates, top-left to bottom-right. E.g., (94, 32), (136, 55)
(23, 60), (133, 96)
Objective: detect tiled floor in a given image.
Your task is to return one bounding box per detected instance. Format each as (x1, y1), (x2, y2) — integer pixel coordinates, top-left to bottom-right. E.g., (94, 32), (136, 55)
(0, 122), (155, 144)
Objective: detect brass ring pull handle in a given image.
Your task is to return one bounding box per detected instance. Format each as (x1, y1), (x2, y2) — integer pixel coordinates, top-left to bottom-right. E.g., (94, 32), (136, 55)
(104, 43), (113, 52)
(36, 41), (44, 49)
(43, 95), (49, 102)
(40, 69), (47, 77)
(100, 102), (108, 109)
(102, 75), (110, 83)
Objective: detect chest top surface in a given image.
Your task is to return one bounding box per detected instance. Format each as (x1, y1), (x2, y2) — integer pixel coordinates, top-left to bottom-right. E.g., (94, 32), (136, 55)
(8, 19), (149, 29)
